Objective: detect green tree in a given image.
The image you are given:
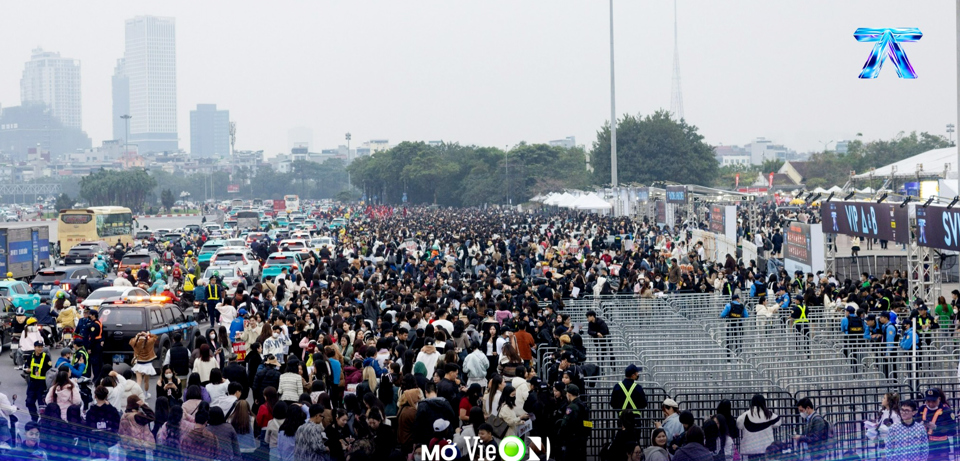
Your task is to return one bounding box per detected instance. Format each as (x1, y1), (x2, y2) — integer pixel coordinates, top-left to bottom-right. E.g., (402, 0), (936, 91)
(591, 110), (718, 186)
(160, 189), (175, 211)
(79, 168), (157, 213)
(54, 193), (73, 211)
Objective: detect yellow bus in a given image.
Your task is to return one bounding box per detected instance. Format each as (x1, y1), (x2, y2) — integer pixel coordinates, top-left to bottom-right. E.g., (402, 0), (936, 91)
(58, 206), (134, 252)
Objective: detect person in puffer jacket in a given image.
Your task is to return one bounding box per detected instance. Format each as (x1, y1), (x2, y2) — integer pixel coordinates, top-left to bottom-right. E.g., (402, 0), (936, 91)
(736, 394), (782, 458)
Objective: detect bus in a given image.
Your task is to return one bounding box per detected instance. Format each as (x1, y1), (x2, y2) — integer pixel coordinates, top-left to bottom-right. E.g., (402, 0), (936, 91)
(283, 195), (300, 213)
(236, 210), (261, 230)
(58, 206), (134, 253)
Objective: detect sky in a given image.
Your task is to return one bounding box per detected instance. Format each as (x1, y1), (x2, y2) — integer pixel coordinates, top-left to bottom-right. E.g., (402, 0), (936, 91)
(0, 1), (956, 158)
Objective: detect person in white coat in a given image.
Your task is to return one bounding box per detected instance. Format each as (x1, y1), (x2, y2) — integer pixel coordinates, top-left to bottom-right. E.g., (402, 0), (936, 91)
(737, 394), (782, 460)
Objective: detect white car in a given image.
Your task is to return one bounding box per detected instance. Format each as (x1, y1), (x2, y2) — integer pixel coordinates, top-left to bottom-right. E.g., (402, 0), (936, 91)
(278, 239), (309, 253)
(290, 231), (311, 240)
(224, 238), (246, 248)
(209, 248), (261, 278)
(310, 237), (336, 253)
(80, 286), (151, 309)
(4, 213), (18, 222)
(203, 223), (222, 232)
(203, 264), (247, 297)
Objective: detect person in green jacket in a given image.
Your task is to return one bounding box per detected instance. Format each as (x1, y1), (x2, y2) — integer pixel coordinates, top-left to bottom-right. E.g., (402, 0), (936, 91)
(934, 295), (954, 329)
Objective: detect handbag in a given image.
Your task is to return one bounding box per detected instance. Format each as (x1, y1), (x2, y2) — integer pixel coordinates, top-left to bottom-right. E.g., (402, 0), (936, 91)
(485, 414), (509, 438)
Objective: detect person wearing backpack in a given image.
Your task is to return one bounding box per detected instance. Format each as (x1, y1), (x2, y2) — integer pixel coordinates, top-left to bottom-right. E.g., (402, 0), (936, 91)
(794, 398), (831, 461)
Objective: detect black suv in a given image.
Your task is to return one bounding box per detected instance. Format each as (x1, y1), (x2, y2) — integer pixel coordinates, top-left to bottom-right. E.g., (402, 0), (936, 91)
(98, 299), (199, 366)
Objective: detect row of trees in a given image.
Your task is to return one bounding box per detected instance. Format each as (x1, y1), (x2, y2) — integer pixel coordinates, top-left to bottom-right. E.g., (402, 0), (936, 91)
(79, 169), (157, 213)
(346, 141), (591, 206)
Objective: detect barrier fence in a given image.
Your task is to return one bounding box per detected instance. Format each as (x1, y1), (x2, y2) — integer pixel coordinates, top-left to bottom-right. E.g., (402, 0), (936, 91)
(567, 293), (959, 461)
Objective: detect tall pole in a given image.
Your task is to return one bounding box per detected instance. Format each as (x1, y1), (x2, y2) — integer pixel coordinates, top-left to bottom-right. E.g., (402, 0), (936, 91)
(609, 0), (618, 187)
(506, 145), (510, 205)
(346, 132), (352, 190)
(121, 114), (132, 157)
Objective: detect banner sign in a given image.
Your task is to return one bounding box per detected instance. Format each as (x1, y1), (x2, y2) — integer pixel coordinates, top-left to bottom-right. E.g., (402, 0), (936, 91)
(656, 201), (666, 225)
(666, 185), (688, 204)
(821, 201), (909, 244)
(227, 184), (240, 193)
(916, 205), (960, 251)
(709, 205), (725, 233)
(636, 188), (649, 202)
(784, 221), (813, 267)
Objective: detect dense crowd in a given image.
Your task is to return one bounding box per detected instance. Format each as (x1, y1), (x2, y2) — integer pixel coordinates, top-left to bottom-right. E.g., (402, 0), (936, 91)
(1, 204), (956, 461)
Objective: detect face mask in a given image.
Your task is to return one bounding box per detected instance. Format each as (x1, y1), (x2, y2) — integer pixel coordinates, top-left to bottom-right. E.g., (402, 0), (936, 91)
(273, 333), (279, 338)
(165, 373), (173, 379)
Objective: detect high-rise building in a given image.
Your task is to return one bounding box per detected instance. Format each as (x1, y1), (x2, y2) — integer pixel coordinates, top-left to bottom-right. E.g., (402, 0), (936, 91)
(112, 58), (129, 144)
(114, 15), (178, 153)
(20, 47), (82, 130)
(190, 104), (230, 158)
(0, 103), (91, 160)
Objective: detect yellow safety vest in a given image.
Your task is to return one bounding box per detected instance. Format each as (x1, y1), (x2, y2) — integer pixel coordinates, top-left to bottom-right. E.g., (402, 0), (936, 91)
(207, 284), (220, 300)
(618, 381), (640, 414)
(795, 304), (809, 323)
(917, 316), (932, 334)
(30, 353), (47, 380)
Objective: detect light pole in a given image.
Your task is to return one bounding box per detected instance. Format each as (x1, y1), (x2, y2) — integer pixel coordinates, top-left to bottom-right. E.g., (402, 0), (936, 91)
(121, 114), (132, 156)
(505, 145), (510, 205)
(819, 139), (833, 152)
(948, 124), (955, 144)
(345, 132), (352, 190)
(609, 0), (618, 187)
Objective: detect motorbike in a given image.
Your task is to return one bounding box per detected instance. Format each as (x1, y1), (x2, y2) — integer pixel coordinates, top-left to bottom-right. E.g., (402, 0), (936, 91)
(9, 342), (20, 367)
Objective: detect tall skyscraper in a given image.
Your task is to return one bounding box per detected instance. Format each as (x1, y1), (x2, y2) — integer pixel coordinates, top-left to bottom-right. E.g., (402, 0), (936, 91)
(114, 15), (178, 153)
(20, 47), (82, 129)
(112, 58), (129, 144)
(190, 104), (230, 157)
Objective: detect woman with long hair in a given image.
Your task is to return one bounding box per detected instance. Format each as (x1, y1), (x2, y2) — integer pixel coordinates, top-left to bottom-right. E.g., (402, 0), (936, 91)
(642, 427), (670, 461)
(497, 385), (525, 437)
(192, 344), (220, 384)
(498, 343), (523, 376)
(459, 384), (483, 423)
(483, 375), (504, 417)
(157, 364), (183, 403)
(45, 368), (80, 419)
(277, 403), (306, 461)
(265, 400), (288, 461)
(737, 393), (782, 459)
(865, 392), (901, 445)
(156, 404), (184, 461)
(206, 367), (231, 404)
(186, 372), (211, 402)
(481, 323), (500, 379)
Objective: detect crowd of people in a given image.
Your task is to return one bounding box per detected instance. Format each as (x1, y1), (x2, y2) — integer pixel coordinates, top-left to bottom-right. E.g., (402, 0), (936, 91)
(0, 203), (955, 461)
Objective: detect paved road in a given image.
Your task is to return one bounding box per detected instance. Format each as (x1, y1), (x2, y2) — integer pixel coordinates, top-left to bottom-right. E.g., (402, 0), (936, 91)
(2, 215), (208, 244)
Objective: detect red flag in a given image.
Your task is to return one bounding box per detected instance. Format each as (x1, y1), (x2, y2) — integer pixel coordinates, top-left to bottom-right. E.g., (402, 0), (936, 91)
(735, 173), (740, 188)
(768, 172), (774, 188)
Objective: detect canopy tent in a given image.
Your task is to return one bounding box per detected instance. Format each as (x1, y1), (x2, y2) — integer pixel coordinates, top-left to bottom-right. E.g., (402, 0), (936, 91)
(827, 185), (843, 193)
(543, 193), (571, 206)
(529, 194), (546, 202)
(568, 193), (612, 210)
(853, 146), (959, 179)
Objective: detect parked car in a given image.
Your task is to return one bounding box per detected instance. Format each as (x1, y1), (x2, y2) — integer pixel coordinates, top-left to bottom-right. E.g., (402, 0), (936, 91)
(0, 281), (40, 313)
(79, 286), (150, 310)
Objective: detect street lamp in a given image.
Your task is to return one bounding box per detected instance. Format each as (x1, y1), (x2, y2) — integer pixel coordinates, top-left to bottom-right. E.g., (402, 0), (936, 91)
(818, 139), (833, 152)
(948, 124), (955, 144)
(345, 132), (352, 189)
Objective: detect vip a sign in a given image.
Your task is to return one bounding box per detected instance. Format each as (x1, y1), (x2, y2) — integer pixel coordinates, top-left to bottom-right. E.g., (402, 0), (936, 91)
(821, 201), (908, 244)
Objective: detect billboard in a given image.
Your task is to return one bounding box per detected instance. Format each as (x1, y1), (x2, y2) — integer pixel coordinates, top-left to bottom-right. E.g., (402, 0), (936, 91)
(666, 185), (688, 204)
(227, 184), (240, 194)
(636, 188), (649, 202)
(709, 205), (726, 233)
(656, 201), (666, 225)
(784, 221), (824, 275)
(916, 205), (960, 251)
(821, 201), (909, 243)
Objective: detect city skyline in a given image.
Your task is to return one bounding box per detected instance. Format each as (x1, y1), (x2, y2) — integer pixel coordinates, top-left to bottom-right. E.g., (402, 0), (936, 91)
(20, 47), (82, 131)
(0, 1), (955, 158)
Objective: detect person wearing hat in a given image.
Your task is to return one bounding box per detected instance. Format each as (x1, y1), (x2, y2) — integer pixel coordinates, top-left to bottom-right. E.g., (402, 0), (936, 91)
(840, 307), (866, 364)
(864, 314), (882, 343)
(913, 302), (939, 348)
(253, 354), (282, 409)
(557, 384), (590, 461)
(610, 364), (648, 418)
(918, 388), (956, 458)
(656, 398), (683, 444)
(53, 346), (83, 379)
(26, 340), (52, 421)
(876, 311), (898, 378)
(720, 294), (748, 354)
(229, 308), (247, 343)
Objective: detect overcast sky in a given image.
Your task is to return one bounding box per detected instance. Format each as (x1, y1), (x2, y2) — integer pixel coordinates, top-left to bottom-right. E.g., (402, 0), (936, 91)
(1, 1), (956, 158)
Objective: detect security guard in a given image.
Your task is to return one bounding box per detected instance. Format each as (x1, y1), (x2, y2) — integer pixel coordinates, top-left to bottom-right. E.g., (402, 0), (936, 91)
(71, 341), (91, 378)
(720, 294), (748, 354)
(919, 388), (956, 460)
(4, 272), (14, 281)
(557, 384), (591, 461)
(721, 276), (736, 296)
(609, 364), (648, 417)
(794, 270), (806, 292)
(878, 312), (898, 378)
(791, 300), (809, 336)
(749, 278), (767, 298)
(840, 306), (865, 362)
(206, 274), (223, 326)
(84, 308), (104, 382)
(26, 340), (51, 421)
(915, 303), (939, 347)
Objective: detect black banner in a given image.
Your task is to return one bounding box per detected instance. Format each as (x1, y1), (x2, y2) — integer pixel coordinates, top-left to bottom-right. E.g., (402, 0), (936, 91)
(785, 221), (812, 266)
(916, 206), (960, 250)
(656, 201), (666, 224)
(709, 205), (725, 233)
(666, 185), (688, 204)
(821, 201), (908, 244)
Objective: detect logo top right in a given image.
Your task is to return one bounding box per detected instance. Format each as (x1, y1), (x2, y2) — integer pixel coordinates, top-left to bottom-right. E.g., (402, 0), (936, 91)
(854, 28), (923, 78)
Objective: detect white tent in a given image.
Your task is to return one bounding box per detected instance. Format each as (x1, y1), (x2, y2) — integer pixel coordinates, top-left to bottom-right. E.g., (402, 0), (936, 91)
(570, 193), (612, 210)
(812, 187), (828, 193)
(543, 193), (566, 206)
(854, 146), (959, 179)
(529, 194), (546, 202)
(858, 187), (875, 194)
(827, 186), (843, 193)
